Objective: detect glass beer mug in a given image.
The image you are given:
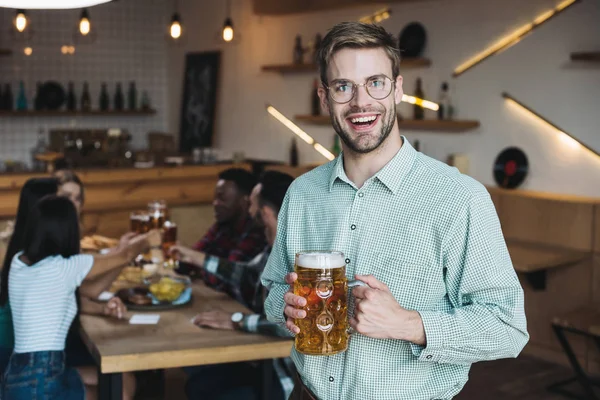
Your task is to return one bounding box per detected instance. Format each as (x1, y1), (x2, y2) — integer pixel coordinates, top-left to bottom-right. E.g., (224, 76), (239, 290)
(293, 251), (364, 356)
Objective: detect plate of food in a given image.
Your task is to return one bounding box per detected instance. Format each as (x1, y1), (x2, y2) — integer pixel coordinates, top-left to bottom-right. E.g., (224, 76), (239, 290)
(115, 274), (192, 311)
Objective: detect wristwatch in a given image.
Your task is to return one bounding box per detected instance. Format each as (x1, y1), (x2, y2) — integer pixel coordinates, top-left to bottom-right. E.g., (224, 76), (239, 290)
(231, 312), (244, 330)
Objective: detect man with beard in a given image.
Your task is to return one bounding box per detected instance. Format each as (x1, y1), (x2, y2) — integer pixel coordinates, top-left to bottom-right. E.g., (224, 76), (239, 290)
(179, 168), (267, 288)
(171, 170), (296, 400)
(261, 22), (528, 400)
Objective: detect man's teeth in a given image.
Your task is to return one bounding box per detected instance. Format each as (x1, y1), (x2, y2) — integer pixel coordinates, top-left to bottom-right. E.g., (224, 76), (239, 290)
(350, 116), (377, 123)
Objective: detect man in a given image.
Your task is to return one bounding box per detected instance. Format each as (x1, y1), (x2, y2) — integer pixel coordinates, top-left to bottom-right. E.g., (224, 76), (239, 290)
(178, 168), (267, 287)
(261, 22), (529, 400)
(171, 170), (296, 400)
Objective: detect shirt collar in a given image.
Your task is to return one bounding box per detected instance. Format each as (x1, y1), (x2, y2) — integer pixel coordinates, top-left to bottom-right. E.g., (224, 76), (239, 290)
(328, 136), (417, 195)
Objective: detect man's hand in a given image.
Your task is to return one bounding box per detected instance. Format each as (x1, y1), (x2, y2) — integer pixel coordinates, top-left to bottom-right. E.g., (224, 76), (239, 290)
(102, 297), (127, 320)
(283, 272), (306, 334)
(192, 310), (236, 330)
(169, 244), (205, 266)
(350, 274), (426, 345)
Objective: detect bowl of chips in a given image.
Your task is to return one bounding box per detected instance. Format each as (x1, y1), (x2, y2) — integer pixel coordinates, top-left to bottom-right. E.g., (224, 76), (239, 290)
(147, 275), (190, 303)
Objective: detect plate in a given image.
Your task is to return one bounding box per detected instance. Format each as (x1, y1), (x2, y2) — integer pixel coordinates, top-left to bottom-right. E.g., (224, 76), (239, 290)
(115, 285), (192, 311)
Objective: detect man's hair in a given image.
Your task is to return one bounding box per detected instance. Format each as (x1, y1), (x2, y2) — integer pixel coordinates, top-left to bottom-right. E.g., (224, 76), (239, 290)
(258, 171), (294, 215)
(56, 170), (85, 205)
(316, 21), (401, 86)
(218, 168), (257, 196)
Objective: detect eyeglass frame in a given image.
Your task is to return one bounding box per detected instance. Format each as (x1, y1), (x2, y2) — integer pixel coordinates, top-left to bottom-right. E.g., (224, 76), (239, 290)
(323, 74), (396, 104)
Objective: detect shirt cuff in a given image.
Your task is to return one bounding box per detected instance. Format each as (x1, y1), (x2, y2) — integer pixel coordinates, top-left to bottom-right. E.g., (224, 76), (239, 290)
(264, 284), (288, 327)
(410, 310), (446, 363)
(204, 256), (219, 274)
(241, 314), (260, 333)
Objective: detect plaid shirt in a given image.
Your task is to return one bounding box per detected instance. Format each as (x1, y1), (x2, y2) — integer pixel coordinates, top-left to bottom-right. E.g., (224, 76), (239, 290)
(205, 248), (295, 398)
(193, 216), (266, 290)
(262, 137), (529, 400)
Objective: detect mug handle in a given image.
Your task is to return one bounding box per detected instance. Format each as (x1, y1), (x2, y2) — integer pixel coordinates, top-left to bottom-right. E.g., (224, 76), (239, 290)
(347, 280), (367, 335)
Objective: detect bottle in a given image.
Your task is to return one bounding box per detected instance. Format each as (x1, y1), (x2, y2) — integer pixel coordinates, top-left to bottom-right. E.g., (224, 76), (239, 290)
(438, 82), (452, 120)
(312, 33), (322, 64)
(31, 128), (48, 172)
(81, 82), (91, 111)
(114, 82), (124, 111)
(0, 84), (3, 111)
(99, 83), (109, 111)
(332, 135), (341, 157)
(293, 35), (304, 64)
(34, 82), (43, 111)
(311, 79), (320, 116)
(3, 83), (13, 111)
(16, 81), (27, 111)
(413, 77), (424, 120)
(127, 81), (137, 110)
(290, 138), (299, 167)
(141, 90), (151, 111)
(67, 82), (76, 111)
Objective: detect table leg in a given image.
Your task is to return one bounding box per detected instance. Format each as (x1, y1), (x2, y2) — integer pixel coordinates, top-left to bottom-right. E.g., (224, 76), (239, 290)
(260, 360), (273, 400)
(98, 371), (123, 400)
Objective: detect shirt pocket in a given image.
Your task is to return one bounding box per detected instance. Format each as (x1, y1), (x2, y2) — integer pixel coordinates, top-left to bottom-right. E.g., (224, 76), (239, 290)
(358, 253), (432, 310)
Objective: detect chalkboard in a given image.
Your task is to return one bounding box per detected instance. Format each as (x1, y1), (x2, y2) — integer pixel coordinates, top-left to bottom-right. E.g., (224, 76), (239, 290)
(179, 51), (221, 152)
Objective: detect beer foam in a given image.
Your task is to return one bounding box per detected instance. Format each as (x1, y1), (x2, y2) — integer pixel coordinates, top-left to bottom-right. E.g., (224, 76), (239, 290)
(297, 252), (345, 269)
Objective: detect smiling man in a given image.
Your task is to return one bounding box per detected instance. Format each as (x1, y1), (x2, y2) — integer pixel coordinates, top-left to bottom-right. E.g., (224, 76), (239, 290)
(261, 22), (529, 400)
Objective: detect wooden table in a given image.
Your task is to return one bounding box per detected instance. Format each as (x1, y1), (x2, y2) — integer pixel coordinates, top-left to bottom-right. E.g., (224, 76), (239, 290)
(80, 281), (293, 400)
(506, 239), (588, 290)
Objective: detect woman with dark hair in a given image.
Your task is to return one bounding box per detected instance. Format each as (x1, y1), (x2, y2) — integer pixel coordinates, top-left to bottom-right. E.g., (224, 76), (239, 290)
(56, 170), (84, 217)
(1, 196), (158, 399)
(0, 177), (59, 374)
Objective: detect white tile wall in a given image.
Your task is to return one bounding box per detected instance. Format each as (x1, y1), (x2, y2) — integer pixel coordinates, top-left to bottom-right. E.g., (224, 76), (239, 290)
(0, 0), (172, 167)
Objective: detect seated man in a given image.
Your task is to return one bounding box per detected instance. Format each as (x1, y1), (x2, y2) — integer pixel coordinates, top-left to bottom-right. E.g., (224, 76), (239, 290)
(171, 170), (296, 400)
(178, 168), (267, 287)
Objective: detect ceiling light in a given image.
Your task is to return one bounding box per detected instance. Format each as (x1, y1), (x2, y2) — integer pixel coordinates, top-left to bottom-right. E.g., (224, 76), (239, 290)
(79, 9), (91, 36)
(170, 13), (182, 39)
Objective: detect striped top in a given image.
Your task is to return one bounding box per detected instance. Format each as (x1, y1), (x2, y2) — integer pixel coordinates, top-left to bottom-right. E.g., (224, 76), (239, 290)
(9, 252), (93, 353)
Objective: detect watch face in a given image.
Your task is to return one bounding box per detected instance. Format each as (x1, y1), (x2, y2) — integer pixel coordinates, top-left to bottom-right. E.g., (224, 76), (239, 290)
(231, 312), (243, 323)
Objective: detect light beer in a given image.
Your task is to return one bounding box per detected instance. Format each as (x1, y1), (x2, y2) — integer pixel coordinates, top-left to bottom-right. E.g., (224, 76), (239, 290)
(130, 211), (150, 234)
(294, 251), (349, 356)
(162, 220), (177, 268)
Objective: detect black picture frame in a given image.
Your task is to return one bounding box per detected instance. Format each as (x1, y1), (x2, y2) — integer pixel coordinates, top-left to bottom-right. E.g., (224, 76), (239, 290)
(178, 51), (221, 152)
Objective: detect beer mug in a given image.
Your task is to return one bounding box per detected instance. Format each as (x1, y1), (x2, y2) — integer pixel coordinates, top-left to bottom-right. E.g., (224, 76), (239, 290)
(293, 251), (364, 356)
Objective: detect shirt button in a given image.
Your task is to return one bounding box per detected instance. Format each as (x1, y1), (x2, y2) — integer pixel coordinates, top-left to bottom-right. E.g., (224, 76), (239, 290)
(345, 258), (350, 264)
(329, 376), (334, 382)
(426, 355), (433, 360)
(350, 224), (356, 230)
(358, 192), (364, 198)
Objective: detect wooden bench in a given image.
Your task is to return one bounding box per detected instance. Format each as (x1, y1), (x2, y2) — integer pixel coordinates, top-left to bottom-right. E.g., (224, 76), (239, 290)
(549, 306), (600, 399)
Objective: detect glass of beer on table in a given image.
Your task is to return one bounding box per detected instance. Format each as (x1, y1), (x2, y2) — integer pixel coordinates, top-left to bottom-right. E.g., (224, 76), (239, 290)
(293, 251), (364, 356)
(148, 200), (167, 229)
(162, 220), (178, 268)
(130, 210), (151, 234)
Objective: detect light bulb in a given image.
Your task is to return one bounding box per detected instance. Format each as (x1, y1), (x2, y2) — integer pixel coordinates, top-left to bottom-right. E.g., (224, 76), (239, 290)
(24, 47), (32, 56)
(15, 10), (27, 32)
(222, 18), (234, 42)
(79, 9), (90, 36)
(170, 21), (181, 39)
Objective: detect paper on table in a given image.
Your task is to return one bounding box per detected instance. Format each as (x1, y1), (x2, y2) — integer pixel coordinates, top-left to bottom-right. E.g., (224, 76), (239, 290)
(97, 291), (114, 301)
(129, 314), (160, 325)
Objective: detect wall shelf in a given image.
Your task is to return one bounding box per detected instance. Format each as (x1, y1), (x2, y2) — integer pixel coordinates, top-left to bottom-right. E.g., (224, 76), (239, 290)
(262, 57), (431, 73)
(0, 49), (12, 56)
(295, 115), (480, 132)
(570, 52), (600, 62)
(0, 109), (156, 117)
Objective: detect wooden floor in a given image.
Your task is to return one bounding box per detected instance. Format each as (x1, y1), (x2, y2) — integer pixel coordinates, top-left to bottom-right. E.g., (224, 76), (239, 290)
(145, 355), (595, 399)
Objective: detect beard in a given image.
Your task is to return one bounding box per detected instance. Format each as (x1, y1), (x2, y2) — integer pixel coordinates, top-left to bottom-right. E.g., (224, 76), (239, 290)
(330, 102), (396, 154)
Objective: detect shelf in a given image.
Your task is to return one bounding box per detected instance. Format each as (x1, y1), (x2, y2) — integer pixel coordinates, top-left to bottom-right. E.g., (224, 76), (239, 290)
(0, 49), (12, 56)
(294, 115), (480, 132)
(0, 109), (156, 117)
(262, 57), (431, 73)
(570, 52), (600, 62)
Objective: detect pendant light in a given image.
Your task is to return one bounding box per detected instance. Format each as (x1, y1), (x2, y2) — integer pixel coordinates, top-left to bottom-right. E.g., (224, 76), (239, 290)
(14, 9), (27, 33)
(0, 0), (111, 8)
(222, 0), (234, 42)
(79, 9), (91, 35)
(170, 13), (182, 39)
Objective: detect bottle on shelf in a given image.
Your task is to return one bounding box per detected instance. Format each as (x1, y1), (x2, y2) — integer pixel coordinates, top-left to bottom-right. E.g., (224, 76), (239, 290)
(114, 82), (124, 111)
(312, 33), (322, 64)
(81, 82), (91, 111)
(293, 35), (304, 64)
(332, 135), (341, 157)
(16, 81), (27, 111)
(31, 128), (48, 172)
(413, 77), (424, 120)
(99, 83), (109, 111)
(437, 82), (454, 120)
(290, 137), (299, 167)
(141, 90), (151, 111)
(128, 81), (137, 110)
(3, 83), (13, 111)
(311, 79), (320, 116)
(67, 82), (76, 111)
(0, 85), (3, 111)
(34, 82), (43, 111)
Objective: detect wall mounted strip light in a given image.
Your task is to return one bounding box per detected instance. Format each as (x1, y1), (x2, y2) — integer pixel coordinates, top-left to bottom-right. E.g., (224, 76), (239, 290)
(453, 0), (580, 77)
(359, 8), (391, 24)
(266, 105), (335, 161)
(402, 94), (439, 111)
(502, 92), (599, 158)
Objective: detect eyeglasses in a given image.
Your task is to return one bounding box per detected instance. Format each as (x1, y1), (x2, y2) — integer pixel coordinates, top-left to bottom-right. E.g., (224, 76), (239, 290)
(325, 75), (394, 104)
